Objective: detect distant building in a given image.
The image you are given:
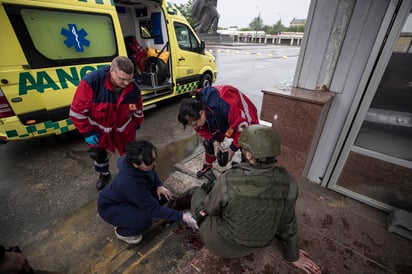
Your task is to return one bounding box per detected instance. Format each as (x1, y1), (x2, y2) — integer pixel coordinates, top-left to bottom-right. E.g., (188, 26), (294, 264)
(217, 28), (266, 38)
(289, 18), (306, 27)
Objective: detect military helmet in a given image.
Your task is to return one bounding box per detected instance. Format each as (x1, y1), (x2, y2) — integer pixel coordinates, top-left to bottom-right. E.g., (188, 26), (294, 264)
(239, 124), (281, 158)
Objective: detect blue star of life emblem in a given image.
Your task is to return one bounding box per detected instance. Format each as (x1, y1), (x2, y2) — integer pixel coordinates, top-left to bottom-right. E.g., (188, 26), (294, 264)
(61, 24), (90, 52)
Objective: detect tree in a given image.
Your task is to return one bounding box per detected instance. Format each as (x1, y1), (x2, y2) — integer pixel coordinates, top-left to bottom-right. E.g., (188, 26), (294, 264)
(289, 25), (305, 32)
(249, 16), (264, 32)
(273, 19), (286, 34)
(175, 0), (196, 27)
(244, 17), (303, 35)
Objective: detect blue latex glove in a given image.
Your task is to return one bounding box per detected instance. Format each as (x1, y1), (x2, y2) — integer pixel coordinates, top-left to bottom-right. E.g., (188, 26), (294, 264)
(85, 134), (99, 146)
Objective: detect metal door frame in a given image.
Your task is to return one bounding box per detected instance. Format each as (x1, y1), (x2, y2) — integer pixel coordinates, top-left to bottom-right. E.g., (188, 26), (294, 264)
(324, 0), (412, 211)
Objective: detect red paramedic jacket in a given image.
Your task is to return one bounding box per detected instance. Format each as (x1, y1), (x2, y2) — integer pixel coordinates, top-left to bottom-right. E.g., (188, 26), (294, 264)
(70, 66), (144, 154)
(196, 85), (259, 152)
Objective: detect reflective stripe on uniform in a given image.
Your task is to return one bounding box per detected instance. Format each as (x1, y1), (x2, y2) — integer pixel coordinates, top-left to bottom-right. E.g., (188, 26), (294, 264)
(94, 161), (109, 168)
(239, 92), (252, 124)
(133, 110), (144, 118)
(70, 109), (113, 133)
(116, 117), (132, 133)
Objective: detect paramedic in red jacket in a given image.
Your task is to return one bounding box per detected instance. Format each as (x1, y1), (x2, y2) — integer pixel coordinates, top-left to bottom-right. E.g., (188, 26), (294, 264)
(178, 85), (259, 178)
(70, 56), (144, 190)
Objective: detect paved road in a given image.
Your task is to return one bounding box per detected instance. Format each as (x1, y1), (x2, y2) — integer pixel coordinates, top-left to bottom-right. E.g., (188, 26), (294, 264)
(211, 44), (301, 112)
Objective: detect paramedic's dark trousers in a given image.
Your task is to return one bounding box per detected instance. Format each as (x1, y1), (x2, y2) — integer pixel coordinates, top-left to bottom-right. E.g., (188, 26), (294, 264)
(88, 147), (109, 174)
(99, 189), (168, 236)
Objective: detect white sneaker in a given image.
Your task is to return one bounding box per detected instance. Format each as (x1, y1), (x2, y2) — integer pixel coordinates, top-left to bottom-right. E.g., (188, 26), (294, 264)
(114, 227), (142, 244)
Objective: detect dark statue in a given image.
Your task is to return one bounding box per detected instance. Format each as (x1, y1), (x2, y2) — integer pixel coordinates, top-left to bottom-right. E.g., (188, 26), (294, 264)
(192, 0), (219, 33)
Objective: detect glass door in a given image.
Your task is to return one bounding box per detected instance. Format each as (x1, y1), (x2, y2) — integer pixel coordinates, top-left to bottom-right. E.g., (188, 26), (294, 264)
(328, 9), (412, 211)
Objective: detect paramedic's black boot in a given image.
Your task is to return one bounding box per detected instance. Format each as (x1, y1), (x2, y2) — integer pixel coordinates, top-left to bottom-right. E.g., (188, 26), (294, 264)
(203, 169), (216, 182)
(217, 151), (229, 167)
(200, 170), (217, 193)
(96, 172), (111, 191)
(196, 163), (212, 178)
(201, 181), (215, 194)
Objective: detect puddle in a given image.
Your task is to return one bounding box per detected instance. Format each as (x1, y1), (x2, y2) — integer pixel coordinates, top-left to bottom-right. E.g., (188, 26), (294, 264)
(155, 134), (201, 180)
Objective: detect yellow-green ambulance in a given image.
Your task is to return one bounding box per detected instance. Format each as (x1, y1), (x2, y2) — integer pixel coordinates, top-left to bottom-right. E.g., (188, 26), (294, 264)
(0, 0), (217, 143)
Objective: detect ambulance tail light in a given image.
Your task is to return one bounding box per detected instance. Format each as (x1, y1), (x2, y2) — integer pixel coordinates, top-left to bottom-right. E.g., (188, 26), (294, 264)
(0, 89), (15, 118)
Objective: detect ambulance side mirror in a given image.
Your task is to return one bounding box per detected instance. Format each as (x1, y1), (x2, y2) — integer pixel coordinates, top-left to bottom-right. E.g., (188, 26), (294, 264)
(199, 41), (206, 54)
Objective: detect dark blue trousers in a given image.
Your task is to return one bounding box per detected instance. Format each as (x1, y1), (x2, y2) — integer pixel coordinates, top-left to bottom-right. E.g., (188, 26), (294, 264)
(99, 189), (168, 236)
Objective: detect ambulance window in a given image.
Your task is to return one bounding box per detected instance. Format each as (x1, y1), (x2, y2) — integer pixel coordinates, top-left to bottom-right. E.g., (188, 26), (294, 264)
(174, 23), (200, 51)
(4, 4), (118, 69)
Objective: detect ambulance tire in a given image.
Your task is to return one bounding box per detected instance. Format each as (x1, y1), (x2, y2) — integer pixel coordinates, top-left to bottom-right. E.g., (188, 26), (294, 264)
(199, 73), (212, 88)
(146, 57), (168, 84)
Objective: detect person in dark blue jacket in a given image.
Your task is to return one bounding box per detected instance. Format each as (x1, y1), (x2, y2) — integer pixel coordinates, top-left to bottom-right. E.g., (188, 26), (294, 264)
(97, 140), (198, 244)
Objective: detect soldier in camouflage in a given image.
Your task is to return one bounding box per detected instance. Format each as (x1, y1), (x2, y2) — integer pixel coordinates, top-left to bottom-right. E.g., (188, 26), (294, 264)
(187, 124), (321, 273)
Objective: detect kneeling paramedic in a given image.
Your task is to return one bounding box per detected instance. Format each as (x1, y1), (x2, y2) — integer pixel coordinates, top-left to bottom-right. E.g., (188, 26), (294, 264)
(177, 85), (259, 179)
(97, 140), (198, 244)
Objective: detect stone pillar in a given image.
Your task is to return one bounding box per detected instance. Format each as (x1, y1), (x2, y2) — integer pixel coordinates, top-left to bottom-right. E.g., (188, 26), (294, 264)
(260, 87), (334, 183)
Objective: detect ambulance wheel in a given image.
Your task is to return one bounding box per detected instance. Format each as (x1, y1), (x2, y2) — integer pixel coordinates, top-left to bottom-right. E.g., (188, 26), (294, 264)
(146, 57), (168, 83)
(199, 74), (212, 88)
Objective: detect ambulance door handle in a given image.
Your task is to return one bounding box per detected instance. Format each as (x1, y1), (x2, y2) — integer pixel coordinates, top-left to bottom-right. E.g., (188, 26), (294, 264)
(178, 57), (185, 61)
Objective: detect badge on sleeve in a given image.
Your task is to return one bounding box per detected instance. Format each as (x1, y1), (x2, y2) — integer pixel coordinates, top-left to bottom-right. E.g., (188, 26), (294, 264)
(129, 104), (137, 110)
(225, 127), (234, 137)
